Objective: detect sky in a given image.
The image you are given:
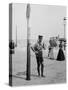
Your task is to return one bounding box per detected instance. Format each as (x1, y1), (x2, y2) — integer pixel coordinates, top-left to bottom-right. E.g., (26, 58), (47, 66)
(12, 3), (66, 41)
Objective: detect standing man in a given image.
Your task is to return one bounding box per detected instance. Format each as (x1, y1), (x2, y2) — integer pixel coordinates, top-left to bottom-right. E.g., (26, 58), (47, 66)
(31, 35), (46, 77)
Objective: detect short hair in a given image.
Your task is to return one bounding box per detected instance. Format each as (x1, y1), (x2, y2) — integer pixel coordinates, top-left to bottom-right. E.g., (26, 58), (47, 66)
(38, 35), (43, 39)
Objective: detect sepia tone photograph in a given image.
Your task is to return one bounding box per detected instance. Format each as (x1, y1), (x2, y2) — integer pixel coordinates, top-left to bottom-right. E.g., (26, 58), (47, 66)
(9, 3), (66, 86)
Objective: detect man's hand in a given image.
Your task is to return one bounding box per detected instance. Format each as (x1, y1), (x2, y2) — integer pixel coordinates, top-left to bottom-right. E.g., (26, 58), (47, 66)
(35, 51), (38, 54)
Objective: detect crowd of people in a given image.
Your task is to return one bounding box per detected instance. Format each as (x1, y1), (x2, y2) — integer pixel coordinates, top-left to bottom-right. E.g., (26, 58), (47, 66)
(48, 37), (65, 60)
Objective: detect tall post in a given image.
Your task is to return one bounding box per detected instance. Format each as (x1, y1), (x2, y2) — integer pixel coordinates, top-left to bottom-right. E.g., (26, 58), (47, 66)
(63, 17), (66, 50)
(63, 17), (66, 39)
(16, 25), (17, 47)
(26, 4), (31, 80)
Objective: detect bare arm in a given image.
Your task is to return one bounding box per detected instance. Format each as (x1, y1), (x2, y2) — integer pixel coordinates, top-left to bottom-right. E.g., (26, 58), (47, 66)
(31, 46), (35, 52)
(43, 43), (46, 50)
(31, 45), (38, 54)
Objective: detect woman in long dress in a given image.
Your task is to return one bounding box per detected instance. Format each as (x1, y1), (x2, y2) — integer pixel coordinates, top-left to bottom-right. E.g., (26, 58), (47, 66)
(48, 37), (55, 60)
(49, 46), (54, 59)
(56, 41), (65, 61)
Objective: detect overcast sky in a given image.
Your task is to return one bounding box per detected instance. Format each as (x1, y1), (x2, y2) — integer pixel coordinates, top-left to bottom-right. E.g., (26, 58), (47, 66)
(12, 3), (66, 41)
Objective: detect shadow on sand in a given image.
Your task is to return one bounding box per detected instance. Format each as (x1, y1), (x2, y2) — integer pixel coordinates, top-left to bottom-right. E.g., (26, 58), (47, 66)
(12, 71), (39, 80)
(12, 75), (25, 80)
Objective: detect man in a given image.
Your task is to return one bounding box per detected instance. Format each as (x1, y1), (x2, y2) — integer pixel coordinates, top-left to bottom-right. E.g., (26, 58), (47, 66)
(31, 35), (46, 77)
(9, 40), (15, 54)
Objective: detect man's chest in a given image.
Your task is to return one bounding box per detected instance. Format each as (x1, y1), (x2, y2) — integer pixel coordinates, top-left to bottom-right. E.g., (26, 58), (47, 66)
(36, 43), (43, 50)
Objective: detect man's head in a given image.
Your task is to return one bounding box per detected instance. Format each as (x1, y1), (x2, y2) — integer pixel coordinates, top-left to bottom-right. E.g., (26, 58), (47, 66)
(38, 35), (43, 43)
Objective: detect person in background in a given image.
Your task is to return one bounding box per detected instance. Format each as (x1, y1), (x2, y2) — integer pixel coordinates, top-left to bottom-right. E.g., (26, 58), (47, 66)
(9, 40), (15, 54)
(48, 38), (54, 59)
(48, 45), (51, 57)
(56, 41), (65, 61)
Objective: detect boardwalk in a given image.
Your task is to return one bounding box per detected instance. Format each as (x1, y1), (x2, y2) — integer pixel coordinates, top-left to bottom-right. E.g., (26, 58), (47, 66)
(12, 47), (66, 86)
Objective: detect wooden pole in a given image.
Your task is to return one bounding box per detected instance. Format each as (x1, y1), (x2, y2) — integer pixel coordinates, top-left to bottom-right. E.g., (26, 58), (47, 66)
(16, 25), (17, 47)
(26, 4), (31, 80)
